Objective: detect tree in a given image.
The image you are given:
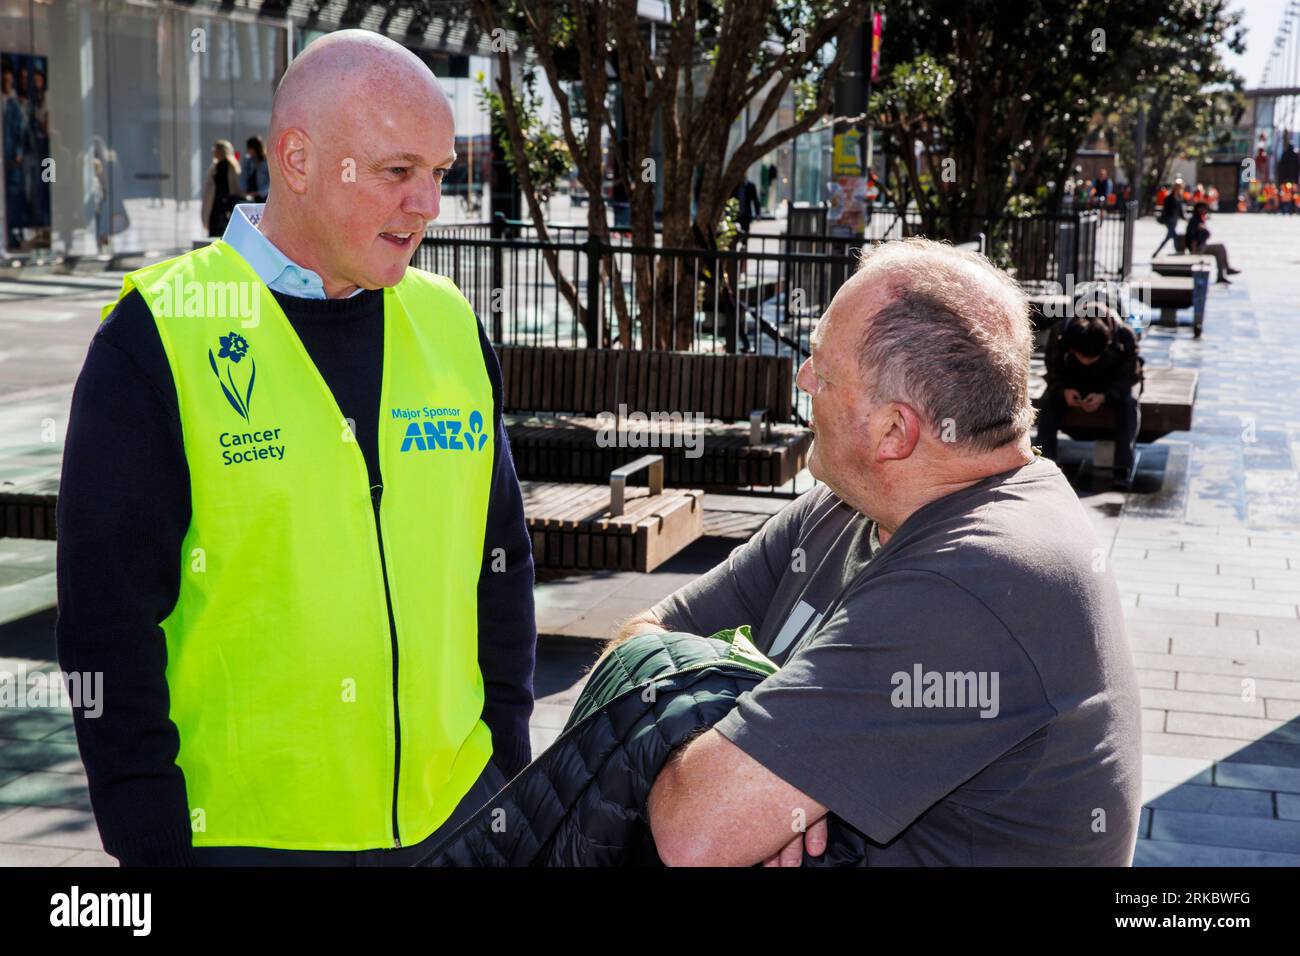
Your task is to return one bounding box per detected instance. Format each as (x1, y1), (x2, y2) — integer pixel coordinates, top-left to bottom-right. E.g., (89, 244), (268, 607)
(478, 71), (572, 207)
(1102, 5), (1245, 215)
(473, 0), (868, 349)
(868, 0), (1242, 242)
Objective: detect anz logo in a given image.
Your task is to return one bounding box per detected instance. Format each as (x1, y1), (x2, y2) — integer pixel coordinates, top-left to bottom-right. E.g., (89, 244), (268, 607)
(399, 409), (489, 453)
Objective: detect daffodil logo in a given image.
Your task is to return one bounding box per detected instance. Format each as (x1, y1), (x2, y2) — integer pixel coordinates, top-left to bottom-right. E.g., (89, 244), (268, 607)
(208, 331), (257, 421)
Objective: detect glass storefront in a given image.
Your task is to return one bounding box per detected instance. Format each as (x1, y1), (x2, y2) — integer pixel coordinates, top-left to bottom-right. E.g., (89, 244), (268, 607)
(1, 0), (287, 256)
(2, 0), (830, 255)
(792, 124), (833, 208)
(0, 0), (492, 259)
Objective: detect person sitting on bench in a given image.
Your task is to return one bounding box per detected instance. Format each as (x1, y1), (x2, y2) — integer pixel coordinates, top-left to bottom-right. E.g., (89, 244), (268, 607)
(1186, 201), (1241, 285)
(1035, 303), (1144, 490)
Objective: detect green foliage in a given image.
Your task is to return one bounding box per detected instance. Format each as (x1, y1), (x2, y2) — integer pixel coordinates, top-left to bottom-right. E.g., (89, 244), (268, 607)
(1102, 3), (1245, 209)
(870, 0), (1244, 236)
(715, 196), (741, 250)
(868, 54), (955, 122)
(477, 71), (571, 205)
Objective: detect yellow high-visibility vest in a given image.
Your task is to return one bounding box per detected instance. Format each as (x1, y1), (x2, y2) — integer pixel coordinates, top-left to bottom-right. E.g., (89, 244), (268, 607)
(103, 241), (495, 850)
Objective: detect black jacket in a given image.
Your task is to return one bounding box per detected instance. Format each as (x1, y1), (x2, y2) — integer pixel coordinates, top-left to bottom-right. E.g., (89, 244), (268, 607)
(1043, 312), (1144, 407)
(1277, 147), (1299, 186)
(421, 629), (876, 867)
(1160, 193), (1184, 225)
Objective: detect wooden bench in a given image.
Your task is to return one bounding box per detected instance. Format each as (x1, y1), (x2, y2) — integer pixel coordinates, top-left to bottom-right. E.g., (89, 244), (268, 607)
(1030, 366), (1198, 444)
(1152, 254), (1215, 278)
(0, 473), (58, 540)
(1132, 274), (1210, 337)
(0, 457), (704, 573)
(523, 455), (704, 573)
(496, 346), (811, 489)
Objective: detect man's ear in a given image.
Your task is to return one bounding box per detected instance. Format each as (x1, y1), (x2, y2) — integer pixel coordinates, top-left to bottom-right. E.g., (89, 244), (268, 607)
(273, 128), (311, 195)
(874, 402), (922, 463)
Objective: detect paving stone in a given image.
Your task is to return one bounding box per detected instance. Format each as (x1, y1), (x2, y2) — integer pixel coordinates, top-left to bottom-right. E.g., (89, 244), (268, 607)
(1149, 807), (1300, 853)
(1126, 620), (1258, 642)
(1140, 687), (1265, 719)
(1128, 633), (1172, 654)
(0, 805), (102, 850)
(1218, 612), (1300, 631)
(0, 709), (74, 741)
(1142, 754), (1214, 786)
(1248, 569), (1300, 589)
(0, 771), (91, 811)
(529, 727), (559, 755)
(1120, 569), (1254, 590)
(1216, 739), (1300, 770)
(1133, 840), (1300, 867)
(57, 849), (117, 866)
(1140, 593), (1297, 618)
(1178, 545), (1292, 570)
(1142, 731), (1253, 762)
(0, 842), (80, 866)
(1256, 629), (1300, 650)
(529, 702), (573, 731)
(1134, 668), (1176, 689)
(1278, 792), (1300, 821)
(1167, 635), (1273, 660)
(1166, 710), (1297, 744)
(1125, 605), (1219, 627)
(0, 738), (84, 773)
(1177, 670), (1300, 700)
(1141, 781), (1273, 817)
(1264, 698), (1300, 721)
(1135, 650), (1300, 680)
(1179, 583), (1300, 606)
(1141, 709), (1165, 732)
(1166, 634), (1300, 661)
(0, 539), (56, 571)
(1214, 761), (1300, 793)
(0, 571), (57, 627)
(1122, 582), (1178, 597)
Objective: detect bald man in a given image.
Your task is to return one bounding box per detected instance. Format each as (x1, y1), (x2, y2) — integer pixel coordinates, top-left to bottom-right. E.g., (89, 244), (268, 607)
(57, 31), (536, 866)
(623, 239), (1141, 866)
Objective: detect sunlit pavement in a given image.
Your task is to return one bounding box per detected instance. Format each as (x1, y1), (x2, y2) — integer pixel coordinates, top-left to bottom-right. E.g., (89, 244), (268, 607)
(1, 212), (1298, 864)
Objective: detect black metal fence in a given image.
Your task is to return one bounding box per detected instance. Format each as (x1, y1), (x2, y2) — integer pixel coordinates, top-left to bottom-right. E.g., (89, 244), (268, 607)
(415, 231), (846, 407)
(414, 201), (1136, 493)
(417, 200), (1136, 359)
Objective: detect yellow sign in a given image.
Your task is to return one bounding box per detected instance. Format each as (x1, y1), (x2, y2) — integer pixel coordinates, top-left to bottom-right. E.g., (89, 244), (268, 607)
(832, 129), (863, 177)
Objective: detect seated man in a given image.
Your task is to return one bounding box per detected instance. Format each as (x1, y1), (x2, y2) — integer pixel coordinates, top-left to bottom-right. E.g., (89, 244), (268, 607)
(1036, 305), (1144, 489)
(621, 238), (1142, 867)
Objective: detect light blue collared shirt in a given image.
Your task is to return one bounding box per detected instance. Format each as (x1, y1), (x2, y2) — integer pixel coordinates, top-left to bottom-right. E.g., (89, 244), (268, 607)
(221, 203), (362, 299)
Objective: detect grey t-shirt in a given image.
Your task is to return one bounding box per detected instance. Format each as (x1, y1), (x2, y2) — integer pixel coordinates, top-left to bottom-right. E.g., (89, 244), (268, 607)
(652, 456), (1142, 865)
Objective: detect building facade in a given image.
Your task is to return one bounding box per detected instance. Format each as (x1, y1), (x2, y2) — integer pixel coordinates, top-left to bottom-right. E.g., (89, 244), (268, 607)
(1, 0), (493, 259)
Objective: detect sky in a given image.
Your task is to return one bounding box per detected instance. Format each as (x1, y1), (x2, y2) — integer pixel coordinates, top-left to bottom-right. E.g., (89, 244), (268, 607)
(1222, 0), (1295, 88)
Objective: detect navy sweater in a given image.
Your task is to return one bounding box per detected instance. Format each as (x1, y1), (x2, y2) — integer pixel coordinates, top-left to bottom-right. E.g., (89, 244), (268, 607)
(55, 286), (537, 866)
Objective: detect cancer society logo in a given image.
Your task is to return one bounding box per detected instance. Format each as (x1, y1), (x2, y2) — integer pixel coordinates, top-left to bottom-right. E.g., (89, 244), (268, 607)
(208, 331), (256, 421)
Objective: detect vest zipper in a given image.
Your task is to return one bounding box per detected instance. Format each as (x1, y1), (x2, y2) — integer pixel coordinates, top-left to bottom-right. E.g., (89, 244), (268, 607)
(370, 482), (403, 848)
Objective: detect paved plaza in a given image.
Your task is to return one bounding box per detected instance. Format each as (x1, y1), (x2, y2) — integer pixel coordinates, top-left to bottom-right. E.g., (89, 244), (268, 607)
(1, 212), (1298, 865)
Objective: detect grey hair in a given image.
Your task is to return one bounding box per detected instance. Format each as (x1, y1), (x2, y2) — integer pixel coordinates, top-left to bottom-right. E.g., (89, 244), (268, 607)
(851, 237), (1035, 452)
